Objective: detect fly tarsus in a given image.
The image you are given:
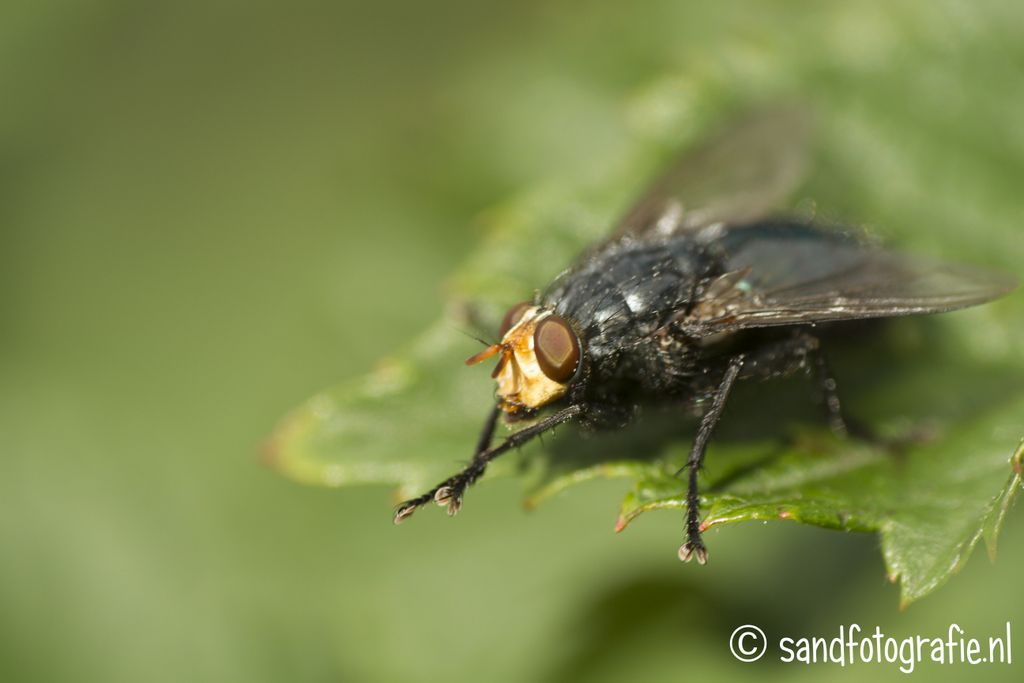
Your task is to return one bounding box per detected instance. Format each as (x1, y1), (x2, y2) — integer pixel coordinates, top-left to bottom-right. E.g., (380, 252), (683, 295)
(392, 404), (584, 525)
(392, 467), (476, 523)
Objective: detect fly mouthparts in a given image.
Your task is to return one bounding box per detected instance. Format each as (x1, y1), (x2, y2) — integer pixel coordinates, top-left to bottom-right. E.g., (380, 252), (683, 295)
(490, 348), (511, 379)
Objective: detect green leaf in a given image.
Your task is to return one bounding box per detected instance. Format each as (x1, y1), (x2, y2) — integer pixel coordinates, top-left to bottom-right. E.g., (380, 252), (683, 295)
(266, 104), (1023, 605)
(596, 421), (1024, 607)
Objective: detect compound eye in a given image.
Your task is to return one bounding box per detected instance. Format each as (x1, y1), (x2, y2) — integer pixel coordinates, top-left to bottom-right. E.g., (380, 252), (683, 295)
(533, 315), (580, 383)
(500, 301), (533, 337)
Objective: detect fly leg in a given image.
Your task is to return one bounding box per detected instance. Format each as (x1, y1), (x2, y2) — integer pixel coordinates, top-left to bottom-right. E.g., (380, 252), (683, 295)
(392, 405), (500, 520)
(796, 331), (876, 441)
(393, 403), (584, 523)
(391, 405), (499, 518)
(748, 329), (910, 448)
(810, 344), (855, 439)
(811, 344), (922, 448)
(679, 354), (745, 565)
(740, 329), (857, 438)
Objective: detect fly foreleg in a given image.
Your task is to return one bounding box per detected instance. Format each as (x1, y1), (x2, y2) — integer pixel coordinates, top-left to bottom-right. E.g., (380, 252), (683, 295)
(393, 403), (584, 523)
(391, 406), (500, 519)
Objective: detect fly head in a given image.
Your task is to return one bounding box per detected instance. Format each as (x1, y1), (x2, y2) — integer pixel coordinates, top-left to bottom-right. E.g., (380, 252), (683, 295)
(465, 302), (583, 414)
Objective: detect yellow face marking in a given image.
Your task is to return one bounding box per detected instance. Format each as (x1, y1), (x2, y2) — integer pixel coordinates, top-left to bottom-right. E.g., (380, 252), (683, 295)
(493, 307), (570, 413)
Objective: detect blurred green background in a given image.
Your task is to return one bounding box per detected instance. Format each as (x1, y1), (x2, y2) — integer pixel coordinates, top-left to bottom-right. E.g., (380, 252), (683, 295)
(1, 1), (1021, 682)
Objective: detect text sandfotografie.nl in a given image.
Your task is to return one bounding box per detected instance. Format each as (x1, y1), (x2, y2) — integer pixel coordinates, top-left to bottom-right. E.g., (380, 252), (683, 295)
(730, 622), (1013, 673)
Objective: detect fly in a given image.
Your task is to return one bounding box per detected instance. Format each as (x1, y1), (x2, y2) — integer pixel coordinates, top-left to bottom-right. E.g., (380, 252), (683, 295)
(392, 107), (1017, 564)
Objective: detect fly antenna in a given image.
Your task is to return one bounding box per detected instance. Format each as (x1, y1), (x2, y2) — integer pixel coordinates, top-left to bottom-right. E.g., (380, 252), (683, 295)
(466, 343), (502, 366)
(454, 327), (495, 347)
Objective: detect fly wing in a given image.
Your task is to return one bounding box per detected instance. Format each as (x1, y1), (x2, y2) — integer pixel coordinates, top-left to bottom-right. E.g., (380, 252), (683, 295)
(680, 222), (1017, 337)
(611, 105), (812, 241)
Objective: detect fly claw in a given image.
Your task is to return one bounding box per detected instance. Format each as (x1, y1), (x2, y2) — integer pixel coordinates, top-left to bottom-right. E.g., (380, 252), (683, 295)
(433, 486), (463, 516)
(678, 542), (709, 565)
(433, 486), (454, 506)
(393, 503), (418, 525)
